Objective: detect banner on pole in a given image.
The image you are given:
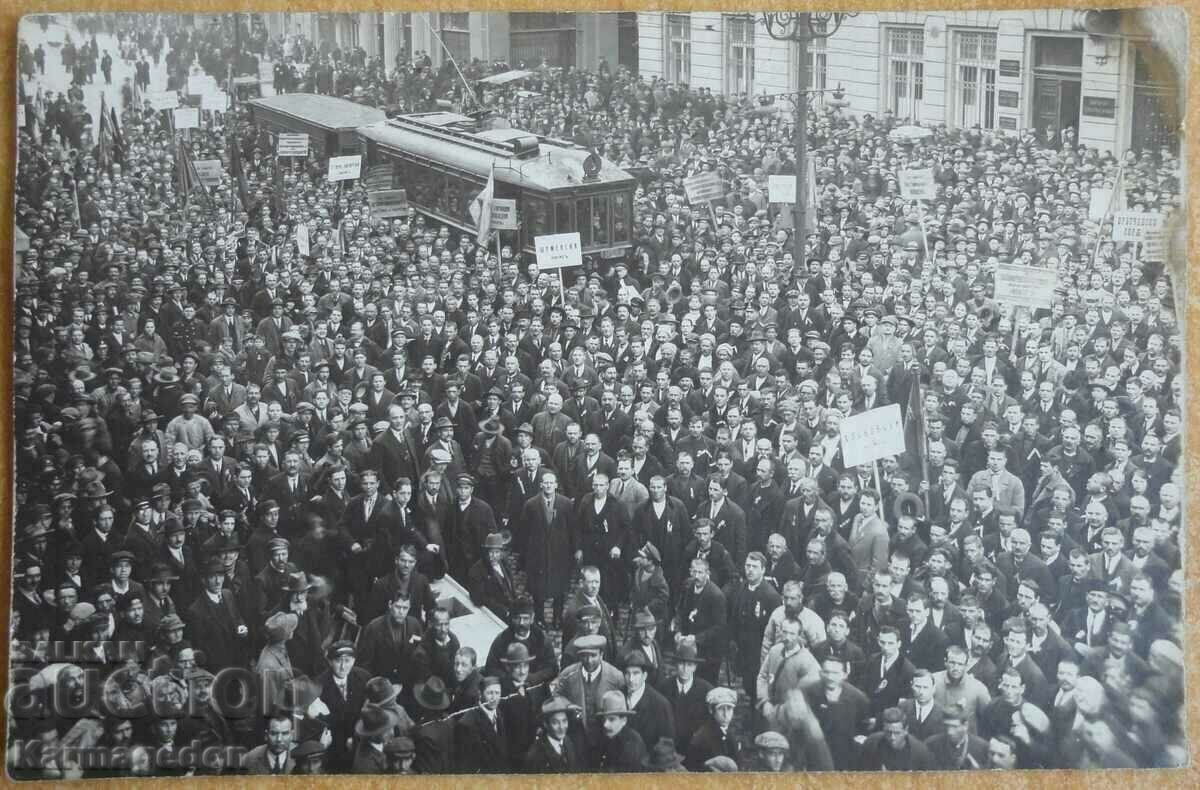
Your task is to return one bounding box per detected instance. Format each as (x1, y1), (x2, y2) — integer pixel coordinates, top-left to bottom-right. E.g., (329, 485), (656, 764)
(368, 189), (410, 220)
(327, 155), (362, 182)
(535, 232), (583, 271)
(276, 133), (310, 158)
(1088, 188), (1111, 222)
(683, 172), (725, 204)
(993, 264), (1058, 310)
(173, 107), (200, 130)
(296, 224), (310, 257)
(1111, 211), (1164, 242)
(490, 199), (519, 230)
(187, 74), (219, 96)
(192, 159), (224, 188)
(899, 168), (935, 200)
(768, 175), (797, 204)
(840, 404), (907, 468)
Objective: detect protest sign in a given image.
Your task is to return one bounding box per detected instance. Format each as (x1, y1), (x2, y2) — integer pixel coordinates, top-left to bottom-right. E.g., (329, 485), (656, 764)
(1111, 211), (1164, 242)
(368, 189), (410, 220)
(327, 155), (362, 182)
(173, 107), (200, 130)
(276, 133), (310, 158)
(490, 199), (518, 230)
(193, 159), (224, 188)
(683, 172), (725, 204)
(1088, 188), (1112, 222)
(768, 175), (797, 204)
(535, 232), (583, 271)
(899, 168), (935, 200)
(993, 264), (1058, 310)
(1140, 229), (1167, 262)
(200, 92), (229, 112)
(147, 90), (179, 111)
(840, 404), (907, 468)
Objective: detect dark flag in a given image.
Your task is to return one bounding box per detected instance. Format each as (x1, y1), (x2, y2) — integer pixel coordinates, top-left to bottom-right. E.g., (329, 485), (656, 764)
(176, 140), (210, 207)
(96, 93), (110, 170)
(903, 373), (929, 494)
(109, 105), (125, 164)
(228, 132), (251, 213)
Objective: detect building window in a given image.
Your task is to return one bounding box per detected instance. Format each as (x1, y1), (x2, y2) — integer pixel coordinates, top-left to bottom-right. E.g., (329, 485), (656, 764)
(952, 30), (997, 129)
(510, 13), (577, 68)
(1130, 41), (1180, 153)
(343, 14), (360, 49)
(726, 15), (755, 95)
(397, 13), (412, 63)
(666, 14), (691, 84)
(804, 18), (828, 92)
(884, 27), (924, 120)
(440, 12), (470, 65)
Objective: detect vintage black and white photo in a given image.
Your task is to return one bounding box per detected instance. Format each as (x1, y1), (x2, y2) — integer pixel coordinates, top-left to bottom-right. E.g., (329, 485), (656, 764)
(8, 8), (1188, 778)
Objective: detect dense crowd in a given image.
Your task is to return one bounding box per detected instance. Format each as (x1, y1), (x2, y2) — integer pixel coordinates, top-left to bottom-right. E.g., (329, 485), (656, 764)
(8, 12), (1187, 779)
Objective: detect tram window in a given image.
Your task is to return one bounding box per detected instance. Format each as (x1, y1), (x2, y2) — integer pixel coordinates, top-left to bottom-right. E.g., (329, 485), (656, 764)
(556, 201), (573, 234)
(612, 193), (630, 243)
(524, 196), (550, 236)
(576, 198), (592, 246)
(593, 195), (610, 245)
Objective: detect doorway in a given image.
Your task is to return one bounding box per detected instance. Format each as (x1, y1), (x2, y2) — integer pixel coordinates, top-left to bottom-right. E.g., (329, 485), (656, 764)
(1031, 36), (1083, 143)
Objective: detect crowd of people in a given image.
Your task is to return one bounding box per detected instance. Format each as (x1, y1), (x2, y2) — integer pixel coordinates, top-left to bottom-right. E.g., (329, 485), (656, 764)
(8, 12), (1187, 779)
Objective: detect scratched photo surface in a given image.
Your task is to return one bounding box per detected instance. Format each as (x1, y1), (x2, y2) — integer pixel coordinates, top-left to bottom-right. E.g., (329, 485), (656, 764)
(8, 8), (1187, 779)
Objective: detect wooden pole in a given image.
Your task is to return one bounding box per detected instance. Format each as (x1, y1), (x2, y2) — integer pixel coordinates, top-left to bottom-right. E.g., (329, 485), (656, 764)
(557, 267), (565, 305)
(873, 459), (884, 519)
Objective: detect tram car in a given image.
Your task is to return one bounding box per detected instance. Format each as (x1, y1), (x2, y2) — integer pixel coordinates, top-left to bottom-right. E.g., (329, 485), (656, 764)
(356, 112), (636, 258)
(245, 93), (387, 158)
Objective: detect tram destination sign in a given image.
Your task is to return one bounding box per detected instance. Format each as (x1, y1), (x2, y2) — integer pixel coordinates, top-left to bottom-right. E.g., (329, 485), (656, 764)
(276, 133), (310, 158)
(994, 264), (1058, 310)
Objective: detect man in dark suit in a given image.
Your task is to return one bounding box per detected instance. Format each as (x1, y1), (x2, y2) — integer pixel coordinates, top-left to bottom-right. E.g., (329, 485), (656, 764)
(898, 669), (945, 741)
(862, 626), (916, 723)
(684, 686), (745, 771)
(672, 556), (728, 685)
(468, 531), (517, 622)
(316, 640), (372, 773)
(658, 643), (713, 756)
(621, 651), (675, 754)
(370, 405), (422, 488)
(497, 643), (550, 761)
(184, 557), (249, 672)
(903, 593), (950, 672)
(264, 449), (310, 539)
(455, 675), (513, 773)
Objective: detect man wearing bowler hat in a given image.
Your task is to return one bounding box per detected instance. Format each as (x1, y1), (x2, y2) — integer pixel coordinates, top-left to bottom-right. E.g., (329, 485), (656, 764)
(485, 593), (558, 685)
(622, 650), (675, 752)
(469, 530), (517, 621)
(498, 642), (550, 758)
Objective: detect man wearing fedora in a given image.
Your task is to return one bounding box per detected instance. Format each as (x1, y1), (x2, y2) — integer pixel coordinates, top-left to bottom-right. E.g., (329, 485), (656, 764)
(524, 696), (584, 772)
(455, 675), (513, 773)
(351, 705), (398, 773)
(590, 689), (648, 772)
(469, 530), (517, 622)
(185, 556), (249, 672)
(498, 642), (550, 759)
(659, 642), (714, 757)
(410, 675), (454, 774)
(622, 650), (675, 752)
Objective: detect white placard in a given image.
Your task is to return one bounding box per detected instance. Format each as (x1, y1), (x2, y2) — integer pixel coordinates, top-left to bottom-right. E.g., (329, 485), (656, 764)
(1140, 229), (1166, 262)
(899, 168), (935, 201)
(327, 155), (362, 182)
(535, 232), (583, 271)
(1088, 188), (1112, 222)
(768, 175), (797, 204)
(17, 104), (25, 127)
(193, 159), (224, 188)
(147, 90), (179, 111)
(173, 107), (200, 130)
(201, 92), (229, 112)
(187, 74), (217, 95)
(1111, 211), (1164, 243)
(840, 404), (907, 468)
(490, 199), (518, 230)
(296, 224), (310, 257)
(276, 133), (310, 158)
(683, 172), (725, 204)
(994, 264), (1058, 310)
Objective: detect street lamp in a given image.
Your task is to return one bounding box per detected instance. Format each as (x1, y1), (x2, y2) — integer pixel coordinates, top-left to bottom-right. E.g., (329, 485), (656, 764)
(760, 11), (857, 266)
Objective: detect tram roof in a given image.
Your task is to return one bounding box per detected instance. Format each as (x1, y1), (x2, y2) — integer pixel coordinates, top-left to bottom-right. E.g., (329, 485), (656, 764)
(247, 93), (387, 133)
(356, 115), (634, 192)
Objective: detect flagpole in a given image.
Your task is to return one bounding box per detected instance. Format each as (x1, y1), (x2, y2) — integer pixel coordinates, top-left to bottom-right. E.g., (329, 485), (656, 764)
(1091, 164), (1124, 270)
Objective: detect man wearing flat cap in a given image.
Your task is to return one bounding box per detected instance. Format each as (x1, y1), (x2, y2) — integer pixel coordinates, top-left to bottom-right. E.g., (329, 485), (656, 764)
(317, 640), (372, 772)
(551, 634), (625, 735)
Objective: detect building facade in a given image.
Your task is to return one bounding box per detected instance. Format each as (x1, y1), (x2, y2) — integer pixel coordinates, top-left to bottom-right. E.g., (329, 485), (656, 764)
(637, 9), (1181, 155)
(261, 12), (636, 75)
